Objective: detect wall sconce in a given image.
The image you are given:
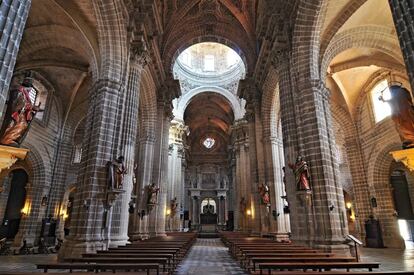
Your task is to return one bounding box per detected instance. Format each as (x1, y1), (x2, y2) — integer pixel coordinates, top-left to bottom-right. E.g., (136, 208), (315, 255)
(21, 200), (31, 216)
(166, 209), (171, 216)
(346, 202), (352, 209)
(59, 208), (68, 220)
(246, 209), (252, 216)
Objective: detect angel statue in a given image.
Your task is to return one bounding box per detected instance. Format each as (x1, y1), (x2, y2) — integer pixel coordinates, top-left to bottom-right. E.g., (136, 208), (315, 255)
(288, 155), (311, 191)
(379, 83), (414, 149)
(0, 72), (42, 146)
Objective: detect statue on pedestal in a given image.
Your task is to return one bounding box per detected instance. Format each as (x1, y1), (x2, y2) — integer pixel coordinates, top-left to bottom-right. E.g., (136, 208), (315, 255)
(170, 197), (178, 216)
(258, 183), (270, 205)
(106, 156), (126, 190)
(0, 72), (42, 146)
(240, 197), (247, 214)
(146, 182), (160, 211)
(379, 84), (414, 149)
(288, 155), (311, 191)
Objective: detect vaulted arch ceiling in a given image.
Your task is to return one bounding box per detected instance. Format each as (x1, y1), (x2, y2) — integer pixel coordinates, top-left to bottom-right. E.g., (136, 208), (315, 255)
(161, 0), (257, 74)
(322, 0), (407, 116)
(184, 92), (234, 152)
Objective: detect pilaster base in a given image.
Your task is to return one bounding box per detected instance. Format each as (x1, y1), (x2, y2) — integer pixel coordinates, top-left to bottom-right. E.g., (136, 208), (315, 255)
(268, 232), (291, 242)
(58, 239), (106, 261)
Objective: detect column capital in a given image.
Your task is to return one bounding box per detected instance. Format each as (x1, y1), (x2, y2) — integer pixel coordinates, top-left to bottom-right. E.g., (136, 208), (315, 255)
(271, 49), (291, 68)
(297, 79), (331, 101)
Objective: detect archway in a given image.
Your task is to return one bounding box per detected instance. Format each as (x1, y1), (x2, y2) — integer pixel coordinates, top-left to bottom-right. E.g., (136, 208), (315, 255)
(0, 169), (29, 240)
(390, 169), (414, 244)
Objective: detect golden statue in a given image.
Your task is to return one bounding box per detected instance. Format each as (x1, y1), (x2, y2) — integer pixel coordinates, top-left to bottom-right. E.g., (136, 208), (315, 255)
(379, 84), (414, 149)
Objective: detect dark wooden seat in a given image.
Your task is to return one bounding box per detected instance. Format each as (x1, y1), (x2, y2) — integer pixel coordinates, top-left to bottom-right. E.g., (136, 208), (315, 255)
(66, 257), (170, 272)
(37, 262), (160, 275)
(250, 272), (412, 275)
(257, 262), (380, 275)
(248, 257), (356, 271)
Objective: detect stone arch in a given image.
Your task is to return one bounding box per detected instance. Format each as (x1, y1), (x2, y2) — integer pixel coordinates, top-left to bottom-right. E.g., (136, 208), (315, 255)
(319, 0), (369, 58)
(261, 67), (280, 139)
(173, 86), (244, 121)
(93, 0), (129, 82)
(12, 144), (48, 246)
(138, 68), (158, 140)
(321, 26), (403, 80)
(291, 0), (326, 81)
(367, 142), (405, 248)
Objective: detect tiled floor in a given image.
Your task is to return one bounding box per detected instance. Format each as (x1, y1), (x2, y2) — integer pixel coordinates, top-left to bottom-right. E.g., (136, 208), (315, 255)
(0, 239), (414, 273)
(175, 238), (248, 275)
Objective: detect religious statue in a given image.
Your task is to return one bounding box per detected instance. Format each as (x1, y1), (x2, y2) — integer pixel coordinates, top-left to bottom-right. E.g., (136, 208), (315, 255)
(221, 174), (229, 189)
(0, 72), (42, 146)
(146, 182), (160, 206)
(379, 84), (414, 149)
(288, 155), (311, 191)
(258, 183), (271, 205)
(170, 197), (178, 216)
(202, 201), (215, 214)
(240, 197), (247, 214)
(106, 156), (126, 189)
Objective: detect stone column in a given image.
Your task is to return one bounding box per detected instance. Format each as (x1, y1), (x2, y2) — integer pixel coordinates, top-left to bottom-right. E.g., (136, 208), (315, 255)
(58, 78), (128, 259)
(0, 0), (31, 117)
(273, 50), (348, 252)
(167, 120), (187, 231)
(389, 0), (414, 91)
(231, 120), (250, 232)
(130, 136), (155, 240)
(108, 47), (148, 247)
(58, 43), (148, 258)
(148, 99), (172, 237)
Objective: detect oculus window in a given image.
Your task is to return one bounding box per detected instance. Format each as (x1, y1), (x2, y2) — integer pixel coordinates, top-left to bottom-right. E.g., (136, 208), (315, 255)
(371, 79), (392, 123)
(203, 137), (215, 149)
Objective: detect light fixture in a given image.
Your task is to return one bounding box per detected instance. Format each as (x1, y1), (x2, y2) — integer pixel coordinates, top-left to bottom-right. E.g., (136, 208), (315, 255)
(346, 202), (352, 209)
(21, 200), (31, 216)
(166, 209), (171, 215)
(246, 209), (252, 216)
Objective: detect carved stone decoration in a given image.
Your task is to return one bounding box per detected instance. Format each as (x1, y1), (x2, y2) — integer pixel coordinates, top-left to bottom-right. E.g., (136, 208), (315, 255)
(104, 189), (125, 210)
(130, 39), (151, 68)
(271, 50), (290, 68)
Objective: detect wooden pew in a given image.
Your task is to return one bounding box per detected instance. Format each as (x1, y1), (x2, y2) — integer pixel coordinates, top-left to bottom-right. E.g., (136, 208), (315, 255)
(257, 262), (380, 274)
(66, 257), (171, 273)
(37, 263), (160, 275)
(248, 256), (356, 271)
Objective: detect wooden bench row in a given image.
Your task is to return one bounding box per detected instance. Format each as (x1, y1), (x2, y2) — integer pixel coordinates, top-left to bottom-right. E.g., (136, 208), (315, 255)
(219, 231), (385, 275)
(36, 232), (197, 274)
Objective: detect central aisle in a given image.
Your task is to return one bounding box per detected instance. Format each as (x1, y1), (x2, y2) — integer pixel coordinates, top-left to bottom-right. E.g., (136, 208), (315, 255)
(176, 238), (248, 275)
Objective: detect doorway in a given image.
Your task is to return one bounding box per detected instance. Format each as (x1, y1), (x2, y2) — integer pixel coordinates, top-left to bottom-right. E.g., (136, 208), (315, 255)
(1, 169), (29, 240)
(390, 170), (414, 243)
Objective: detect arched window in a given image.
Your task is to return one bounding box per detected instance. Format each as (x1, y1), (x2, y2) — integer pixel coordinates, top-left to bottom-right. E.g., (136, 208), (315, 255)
(72, 145), (82, 164)
(371, 79), (392, 123)
(204, 55), (215, 71)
